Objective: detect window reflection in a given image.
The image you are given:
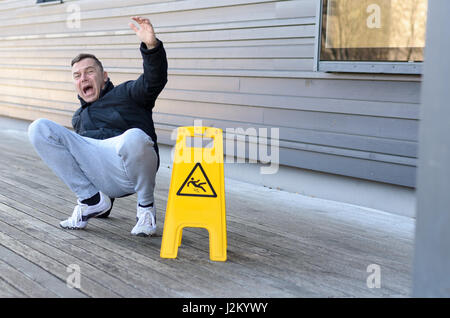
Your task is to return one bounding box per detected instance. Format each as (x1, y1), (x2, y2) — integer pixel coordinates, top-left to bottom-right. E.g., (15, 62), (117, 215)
(321, 0), (428, 62)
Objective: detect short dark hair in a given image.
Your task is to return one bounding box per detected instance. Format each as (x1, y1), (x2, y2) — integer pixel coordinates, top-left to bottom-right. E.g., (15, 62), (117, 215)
(71, 53), (104, 72)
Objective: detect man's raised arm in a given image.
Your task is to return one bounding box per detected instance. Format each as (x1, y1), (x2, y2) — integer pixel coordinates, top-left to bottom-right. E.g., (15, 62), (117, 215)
(126, 16), (168, 107)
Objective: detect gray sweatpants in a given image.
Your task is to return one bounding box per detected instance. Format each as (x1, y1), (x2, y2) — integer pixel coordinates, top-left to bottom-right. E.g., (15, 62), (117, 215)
(28, 118), (158, 206)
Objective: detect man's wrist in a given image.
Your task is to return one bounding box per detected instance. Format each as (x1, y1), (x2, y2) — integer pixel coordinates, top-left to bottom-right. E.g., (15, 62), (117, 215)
(144, 39), (159, 50)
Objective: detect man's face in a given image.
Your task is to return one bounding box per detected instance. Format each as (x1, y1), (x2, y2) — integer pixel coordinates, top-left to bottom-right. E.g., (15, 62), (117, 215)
(72, 58), (108, 103)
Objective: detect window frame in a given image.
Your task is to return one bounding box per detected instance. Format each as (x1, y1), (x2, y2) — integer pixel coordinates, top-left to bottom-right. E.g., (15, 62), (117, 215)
(36, 0), (63, 5)
(315, 0), (425, 75)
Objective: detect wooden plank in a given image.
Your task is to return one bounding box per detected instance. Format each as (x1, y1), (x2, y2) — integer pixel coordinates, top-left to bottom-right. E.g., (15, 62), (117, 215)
(0, 63), (422, 81)
(276, 0), (316, 18)
(0, 113), (418, 159)
(193, 121), (417, 158)
(0, 159), (352, 296)
(0, 84), (74, 103)
(261, 108), (418, 140)
(239, 77), (422, 104)
(162, 75), (240, 93)
(165, 96), (419, 124)
(0, 183), (156, 298)
(0, 2), (282, 35)
(0, 17), (312, 41)
(277, 126), (418, 157)
(0, 38), (314, 53)
(164, 58), (313, 72)
(156, 99), (264, 125)
(0, 102), (72, 127)
(0, 143), (300, 296)
(18, 159), (411, 297)
(0, 67), (71, 82)
(0, 76), (418, 119)
(0, 26), (315, 48)
(152, 108), (418, 141)
(278, 147), (416, 187)
(0, 181), (276, 297)
(0, 191), (181, 296)
(0, 134), (414, 295)
(0, 44), (314, 59)
(0, 103), (418, 164)
(0, 128), (413, 297)
(158, 81), (421, 110)
(0, 56), (313, 77)
(0, 158), (270, 296)
(0, 202), (182, 297)
(155, 92), (419, 119)
(154, 116), (418, 186)
(0, 245), (86, 297)
(0, 228), (120, 298)
(0, 0), (279, 26)
(0, 277), (26, 298)
(0, 95), (78, 113)
(0, 78), (73, 91)
(0, 1), (34, 14)
(0, 0), (174, 17)
(0, 257), (59, 297)
(0, 107), (415, 186)
(0, 88), (419, 144)
(0, 80), (421, 119)
(0, 67), (421, 108)
(153, 119), (418, 159)
(0, 142), (351, 296)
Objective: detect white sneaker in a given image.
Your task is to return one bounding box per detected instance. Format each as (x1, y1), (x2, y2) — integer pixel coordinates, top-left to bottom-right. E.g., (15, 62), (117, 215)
(131, 204), (156, 237)
(60, 192), (112, 230)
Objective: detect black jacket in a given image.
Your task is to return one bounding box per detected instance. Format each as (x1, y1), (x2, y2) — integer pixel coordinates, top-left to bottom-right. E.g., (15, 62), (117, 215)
(72, 40), (168, 164)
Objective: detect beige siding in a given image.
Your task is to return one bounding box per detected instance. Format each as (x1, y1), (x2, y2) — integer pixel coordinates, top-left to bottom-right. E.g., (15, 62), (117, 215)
(0, 0), (420, 186)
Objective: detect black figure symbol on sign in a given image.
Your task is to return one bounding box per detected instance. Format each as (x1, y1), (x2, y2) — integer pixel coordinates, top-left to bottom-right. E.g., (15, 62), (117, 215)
(177, 162), (217, 197)
(187, 178), (207, 193)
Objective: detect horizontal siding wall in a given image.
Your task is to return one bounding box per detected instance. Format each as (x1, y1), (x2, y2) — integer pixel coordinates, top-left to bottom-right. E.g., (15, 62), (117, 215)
(0, 0), (420, 187)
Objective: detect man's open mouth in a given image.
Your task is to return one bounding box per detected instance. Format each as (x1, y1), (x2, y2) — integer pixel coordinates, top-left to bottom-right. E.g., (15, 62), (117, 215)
(82, 85), (94, 96)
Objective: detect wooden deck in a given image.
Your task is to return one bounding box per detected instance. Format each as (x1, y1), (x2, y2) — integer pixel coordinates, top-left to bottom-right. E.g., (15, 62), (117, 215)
(0, 126), (415, 298)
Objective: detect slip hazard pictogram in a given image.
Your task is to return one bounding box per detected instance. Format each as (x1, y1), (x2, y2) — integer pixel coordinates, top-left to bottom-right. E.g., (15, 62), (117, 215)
(176, 162), (217, 197)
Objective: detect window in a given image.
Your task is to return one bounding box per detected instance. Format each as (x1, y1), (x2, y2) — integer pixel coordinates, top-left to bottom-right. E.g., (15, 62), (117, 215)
(316, 0), (428, 74)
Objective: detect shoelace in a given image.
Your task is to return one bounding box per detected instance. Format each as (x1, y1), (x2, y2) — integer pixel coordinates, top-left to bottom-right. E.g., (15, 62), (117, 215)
(149, 213), (156, 227)
(67, 204), (84, 227)
(137, 209), (155, 227)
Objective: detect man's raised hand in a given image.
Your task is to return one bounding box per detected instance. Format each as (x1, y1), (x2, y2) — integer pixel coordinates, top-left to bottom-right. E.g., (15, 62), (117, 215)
(129, 16), (158, 50)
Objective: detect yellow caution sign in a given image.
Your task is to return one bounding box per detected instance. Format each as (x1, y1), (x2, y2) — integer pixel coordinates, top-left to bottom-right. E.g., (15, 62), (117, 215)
(160, 126), (227, 261)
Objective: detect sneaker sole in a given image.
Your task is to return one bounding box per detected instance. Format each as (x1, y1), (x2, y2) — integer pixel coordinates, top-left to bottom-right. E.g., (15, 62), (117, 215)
(132, 231), (156, 237)
(135, 232), (150, 237)
(131, 228), (156, 237)
(59, 224), (86, 230)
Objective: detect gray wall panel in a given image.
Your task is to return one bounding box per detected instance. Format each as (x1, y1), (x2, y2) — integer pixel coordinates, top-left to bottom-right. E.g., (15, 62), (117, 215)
(280, 147), (416, 187)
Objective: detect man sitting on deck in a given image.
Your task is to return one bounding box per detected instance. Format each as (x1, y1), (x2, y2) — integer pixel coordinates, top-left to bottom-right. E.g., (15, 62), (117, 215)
(28, 17), (167, 237)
